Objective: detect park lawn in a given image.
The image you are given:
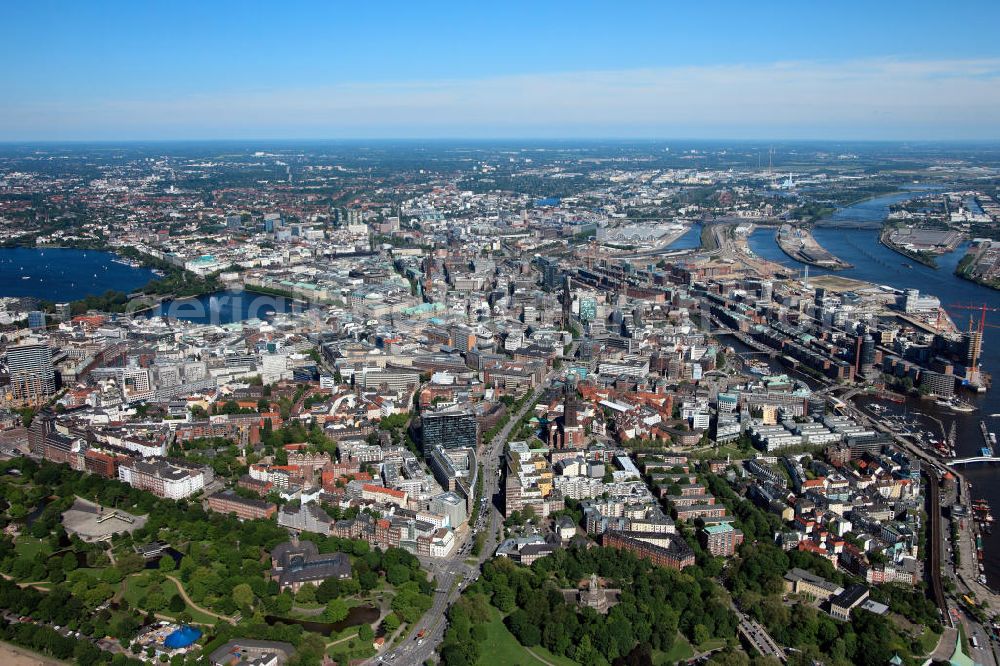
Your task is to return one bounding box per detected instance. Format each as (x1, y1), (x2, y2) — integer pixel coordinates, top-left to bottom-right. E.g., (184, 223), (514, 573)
(692, 445), (750, 461)
(326, 626), (361, 644)
(122, 572), (218, 625)
(695, 637), (726, 652)
(653, 634), (726, 665)
(327, 632), (375, 662)
(475, 607), (577, 666)
(652, 635), (694, 665)
(14, 536), (51, 559)
(915, 627), (942, 656)
(66, 567), (107, 583)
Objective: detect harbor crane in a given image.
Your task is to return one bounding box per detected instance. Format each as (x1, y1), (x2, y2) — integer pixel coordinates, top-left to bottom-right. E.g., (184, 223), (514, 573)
(947, 303), (1000, 370)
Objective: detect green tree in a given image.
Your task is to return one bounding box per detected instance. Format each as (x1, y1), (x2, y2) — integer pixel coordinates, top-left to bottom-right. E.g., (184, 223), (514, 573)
(273, 591), (294, 614)
(315, 578), (340, 603)
(232, 583), (255, 609)
(295, 584), (317, 605)
(573, 633), (599, 665)
(168, 594), (185, 613)
(143, 590), (166, 611)
(62, 552), (78, 572)
(493, 586), (516, 613)
(382, 613), (401, 633)
(324, 598), (349, 623)
(117, 552), (146, 575)
(386, 564), (410, 586)
(358, 570), (379, 591)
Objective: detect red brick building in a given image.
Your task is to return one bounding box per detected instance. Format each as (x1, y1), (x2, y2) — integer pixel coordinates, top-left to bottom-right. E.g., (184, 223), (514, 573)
(206, 490), (277, 520)
(602, 531), (695, 571)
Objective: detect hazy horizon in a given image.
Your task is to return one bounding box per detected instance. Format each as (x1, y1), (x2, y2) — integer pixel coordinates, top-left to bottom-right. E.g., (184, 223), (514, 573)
(4, 1), (1000, 141)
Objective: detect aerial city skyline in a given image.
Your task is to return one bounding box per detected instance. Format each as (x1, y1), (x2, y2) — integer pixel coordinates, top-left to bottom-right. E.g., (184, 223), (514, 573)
(1, 4), (1000, 666)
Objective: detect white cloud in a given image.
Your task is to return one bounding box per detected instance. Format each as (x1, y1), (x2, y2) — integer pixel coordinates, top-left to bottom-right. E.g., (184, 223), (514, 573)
(5, 57), (1000, 139)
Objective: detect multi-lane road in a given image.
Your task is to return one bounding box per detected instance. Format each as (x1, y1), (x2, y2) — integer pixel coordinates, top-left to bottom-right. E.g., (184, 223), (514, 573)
(734, 608), (786, 663)
(369, 363), (564, 664)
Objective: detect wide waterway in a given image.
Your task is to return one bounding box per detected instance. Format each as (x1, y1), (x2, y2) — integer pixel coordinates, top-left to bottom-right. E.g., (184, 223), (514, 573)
(815, 186), (941, 229)
(749, 191), (1000, 587)
(0, 247), (157, 301)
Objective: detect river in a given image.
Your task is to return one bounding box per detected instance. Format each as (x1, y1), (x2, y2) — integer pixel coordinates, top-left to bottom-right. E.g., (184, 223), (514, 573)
(747, 190), (1000, 587)
(0, 248), (157, 301)
(815, 186), (941, 229)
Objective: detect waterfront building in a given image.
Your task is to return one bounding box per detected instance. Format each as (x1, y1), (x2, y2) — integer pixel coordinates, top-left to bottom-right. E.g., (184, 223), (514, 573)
(920, 371), (955, 398)
(27, 310), (46, 331)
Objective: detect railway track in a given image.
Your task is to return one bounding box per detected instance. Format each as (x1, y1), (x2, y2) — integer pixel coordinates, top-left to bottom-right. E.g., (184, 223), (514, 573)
(924, 468), (949, 615)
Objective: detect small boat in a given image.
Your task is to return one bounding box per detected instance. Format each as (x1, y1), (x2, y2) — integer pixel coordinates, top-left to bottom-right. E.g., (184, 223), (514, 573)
(937, 398), (976, 413)
(21, 276), (30, 280)
(902, 262), (913, 268)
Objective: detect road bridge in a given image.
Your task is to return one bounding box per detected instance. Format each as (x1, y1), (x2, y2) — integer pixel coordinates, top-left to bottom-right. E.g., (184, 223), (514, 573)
(951, 456), (1000, 465)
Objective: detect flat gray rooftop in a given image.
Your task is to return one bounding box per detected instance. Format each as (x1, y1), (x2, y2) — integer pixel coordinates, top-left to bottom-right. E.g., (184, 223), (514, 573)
(61, 497), (147, 542)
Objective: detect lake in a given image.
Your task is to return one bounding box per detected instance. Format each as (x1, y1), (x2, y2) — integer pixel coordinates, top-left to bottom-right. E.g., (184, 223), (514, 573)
(144, 289), (305, 324)
(0, 247), (157, 301)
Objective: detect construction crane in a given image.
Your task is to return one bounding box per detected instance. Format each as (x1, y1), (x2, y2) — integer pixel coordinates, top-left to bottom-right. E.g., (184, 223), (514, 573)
(949, 303), (1000, 334)
(948, 303), (1000, 370)
(935, 306), (949, 333)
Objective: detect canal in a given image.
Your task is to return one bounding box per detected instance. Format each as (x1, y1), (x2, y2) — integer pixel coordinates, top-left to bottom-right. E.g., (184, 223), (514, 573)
(264, 605), (379, 637)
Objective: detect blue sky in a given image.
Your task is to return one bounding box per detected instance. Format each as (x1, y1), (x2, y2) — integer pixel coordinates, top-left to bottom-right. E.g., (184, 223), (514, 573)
(3, 1), (1000, 140)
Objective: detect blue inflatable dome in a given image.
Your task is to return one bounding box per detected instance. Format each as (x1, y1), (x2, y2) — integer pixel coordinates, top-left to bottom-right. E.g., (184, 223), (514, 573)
(163, 625), (202, 649)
